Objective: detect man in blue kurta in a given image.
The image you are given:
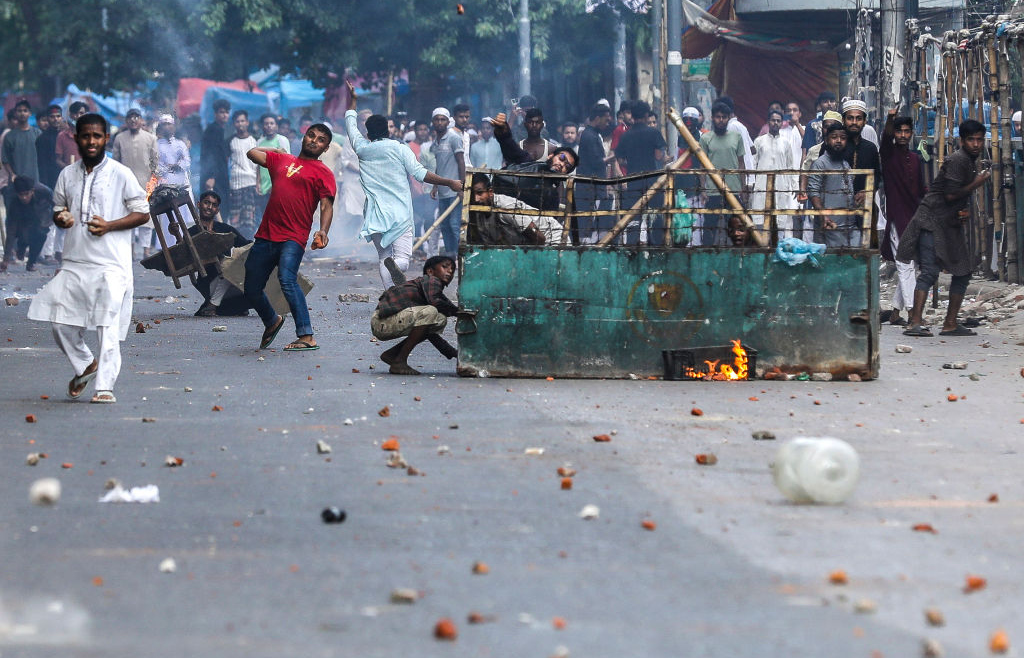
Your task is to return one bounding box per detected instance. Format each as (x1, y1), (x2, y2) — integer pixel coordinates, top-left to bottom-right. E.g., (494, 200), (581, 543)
(344, 82), (464, 288)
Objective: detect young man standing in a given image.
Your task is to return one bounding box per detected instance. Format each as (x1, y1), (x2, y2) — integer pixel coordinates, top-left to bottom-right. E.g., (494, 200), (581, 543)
(429, 108), (466, 258)
(614, 101), (666, 245)
(244, 123), (336, 352)
(112, 108), (159, 258)
(899, 120), (990, 338)
(36, 105), (63, 189)
(1, 99), (40, 183)
(227, 110), (259, 239)
(201, 99), (231, 203)
(697, 102), (748, 246)
(372, 255), (460, 375)
(27, 114), (150, 403)
(469, 120), (503, 170)
(56, 102), (88, 169)
(841, 99), (881, 210)
(880, 108), (926, 326)
(575, 103), (613, 243)
(452, 103), (472, 155)
(256, 114), (291, 204)
(344, 82), (463, 289)
(518, 108), (559, 162)
(751, 109), (798, 240)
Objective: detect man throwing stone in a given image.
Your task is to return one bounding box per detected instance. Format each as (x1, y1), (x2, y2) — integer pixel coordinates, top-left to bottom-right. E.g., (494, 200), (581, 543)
(27, 114), (150, 403)
(244, 122), (336, 352)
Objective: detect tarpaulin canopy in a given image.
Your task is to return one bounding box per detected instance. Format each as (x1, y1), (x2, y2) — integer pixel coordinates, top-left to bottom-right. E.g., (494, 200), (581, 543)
(198, 87), (272, 127)
(709, 41), (839, 133)
(267, 79), (326, 116)
(54, 84), (143, 123)
(682, 0), (832, 53)
(177, 78), (260, 118)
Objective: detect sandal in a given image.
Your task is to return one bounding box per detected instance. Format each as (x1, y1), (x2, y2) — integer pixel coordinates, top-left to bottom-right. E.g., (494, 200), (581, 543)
(68, 360), (99, 399)
(939, 325), (978, 336)
(903, 325), (933, 337)
(284, 340), (319, 352)
(90, 391), (117, 404)
(259, 315), (285, 349)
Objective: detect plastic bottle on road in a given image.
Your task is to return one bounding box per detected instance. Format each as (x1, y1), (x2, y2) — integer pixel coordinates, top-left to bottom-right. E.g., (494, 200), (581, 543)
(772, 437), (860, 504)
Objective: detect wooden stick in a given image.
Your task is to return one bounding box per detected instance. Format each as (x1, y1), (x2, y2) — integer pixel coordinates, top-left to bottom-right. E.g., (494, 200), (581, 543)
(998, 33), (1019, 282)
(594, 148), (690, 246)
(664, 107), (767, 246)
(413, 196), (462, 251)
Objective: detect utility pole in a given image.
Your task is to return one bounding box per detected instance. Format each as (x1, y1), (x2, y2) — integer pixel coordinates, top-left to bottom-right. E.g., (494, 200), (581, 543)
(652, 0), (662, 114)
(613, 7), (627, 114)
(666, 0), (683, 152)
(880, 0), (906, 116)
(518, 0), (531, 98)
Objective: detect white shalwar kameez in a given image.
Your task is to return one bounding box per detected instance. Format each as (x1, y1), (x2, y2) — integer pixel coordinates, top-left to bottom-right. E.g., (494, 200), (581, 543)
(28, 158), (149, 394)
(750, 132), (798, 240)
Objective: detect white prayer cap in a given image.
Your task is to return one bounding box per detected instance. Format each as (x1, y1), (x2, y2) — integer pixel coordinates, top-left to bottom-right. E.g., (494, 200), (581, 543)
(682, 107), (700, 119)
(432, 107), (451, 120)
(841, 98), (868, 115)
(1013, 111), (1021, 123)
(596, 98), (611, 108)
(158, 113), (175, 124)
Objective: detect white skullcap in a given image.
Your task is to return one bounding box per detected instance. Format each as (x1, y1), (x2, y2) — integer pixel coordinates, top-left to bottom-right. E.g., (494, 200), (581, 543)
(1013, 111), (1022, 123)
(682, 107), (700, 119)
(842, 99), (868, 115)
(597, 98), (611, 108)
(432, 107), (451, 120)
(158, 113), (175, 124)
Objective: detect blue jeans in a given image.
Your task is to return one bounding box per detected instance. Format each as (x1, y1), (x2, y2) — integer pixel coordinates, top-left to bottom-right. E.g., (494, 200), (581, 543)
(243, 238), (312, 337)
(437, 196), (462, 257)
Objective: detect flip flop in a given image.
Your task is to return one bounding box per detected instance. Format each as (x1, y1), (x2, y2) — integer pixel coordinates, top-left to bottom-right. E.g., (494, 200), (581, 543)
(90, 391), (117, 404)
(67, 361), (99, 399)
(284, 340), (320, 352)
(259, 315), (285, 349)
(939, 325), (978, 336)
(903, 326), (933, 337)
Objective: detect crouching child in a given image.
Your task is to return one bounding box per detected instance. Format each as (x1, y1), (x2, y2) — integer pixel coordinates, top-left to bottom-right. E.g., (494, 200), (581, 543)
(371, 255), (459, 375)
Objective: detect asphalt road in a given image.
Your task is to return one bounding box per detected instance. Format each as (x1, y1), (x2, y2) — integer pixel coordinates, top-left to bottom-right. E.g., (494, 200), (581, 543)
(2, 248), (1022, 658)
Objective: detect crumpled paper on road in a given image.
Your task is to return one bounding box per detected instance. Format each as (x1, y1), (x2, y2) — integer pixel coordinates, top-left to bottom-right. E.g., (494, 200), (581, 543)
(99, 484), (160, 503)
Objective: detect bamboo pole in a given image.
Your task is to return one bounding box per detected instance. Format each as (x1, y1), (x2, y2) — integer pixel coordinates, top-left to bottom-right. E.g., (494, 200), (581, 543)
(986, 34), (1003, 240)
(763, 172), (775, 247)
(998, 33), (1019, 282)
(594, 148), (691, 246)
(561, 178), (575, 246)
(663, 107), (767, 246)
(936, 49), (947, 168)
(413, 194), (462, 251)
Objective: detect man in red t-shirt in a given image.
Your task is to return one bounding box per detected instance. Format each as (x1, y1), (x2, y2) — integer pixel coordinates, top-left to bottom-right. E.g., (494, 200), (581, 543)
(244, 124), (336, 352)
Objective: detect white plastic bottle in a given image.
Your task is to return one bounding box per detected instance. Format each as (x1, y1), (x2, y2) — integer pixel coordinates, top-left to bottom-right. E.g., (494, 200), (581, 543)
(772, 437), (860, 504)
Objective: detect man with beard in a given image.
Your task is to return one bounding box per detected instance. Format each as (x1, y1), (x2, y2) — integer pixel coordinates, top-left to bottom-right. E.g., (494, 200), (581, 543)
(807, 124), (856, 247)
(697, 101), (748, 246)
(751, 109), (798, 241)
(188, 190), (251, 317)
(879, 108), (925, 326)
(244, 123), (336, 352)
(559, 122), (579, 152)
(489, 112), (578, 212)
(840, 99), (881, 212)
(27, 114), (150, 403)
(898, 120), (990, 338)
(112, 108), (159, 258)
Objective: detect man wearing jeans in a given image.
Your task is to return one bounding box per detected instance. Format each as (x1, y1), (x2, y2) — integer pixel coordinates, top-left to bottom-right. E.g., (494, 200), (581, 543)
(244, 124), (336, 352)
(429, 107), (466, 258)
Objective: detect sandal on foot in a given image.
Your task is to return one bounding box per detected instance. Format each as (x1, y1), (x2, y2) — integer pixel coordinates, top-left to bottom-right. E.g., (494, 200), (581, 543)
(284, 340), (319, 352)
(939, 325), (977, 336)
(259, 316), (285, 349)
(389, 363), (420, 375)
(903, 325), (933, 337)
(90, 391), (117, 404)
(68, 360), (99, 399)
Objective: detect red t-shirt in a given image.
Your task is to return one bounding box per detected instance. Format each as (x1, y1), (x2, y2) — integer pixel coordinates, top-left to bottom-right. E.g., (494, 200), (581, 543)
(255, 151), (337, 247)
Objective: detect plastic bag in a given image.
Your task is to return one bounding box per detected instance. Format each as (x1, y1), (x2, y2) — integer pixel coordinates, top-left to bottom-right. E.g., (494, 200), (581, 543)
(773, 237), (826, 267)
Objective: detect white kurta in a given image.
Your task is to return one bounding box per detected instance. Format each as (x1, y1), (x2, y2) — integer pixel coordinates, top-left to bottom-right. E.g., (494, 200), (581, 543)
(28, 158), (149, 340)
(492, 194), (563, 244)
(750, 132), (798, 231)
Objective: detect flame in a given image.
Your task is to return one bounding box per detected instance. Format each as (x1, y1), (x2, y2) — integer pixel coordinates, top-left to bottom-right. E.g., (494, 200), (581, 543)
(145, 175), (158, 201)
(682, 340), (749, 381)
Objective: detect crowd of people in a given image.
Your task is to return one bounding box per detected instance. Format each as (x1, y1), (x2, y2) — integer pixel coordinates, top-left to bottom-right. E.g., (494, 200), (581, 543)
(1, 82), (993, 391)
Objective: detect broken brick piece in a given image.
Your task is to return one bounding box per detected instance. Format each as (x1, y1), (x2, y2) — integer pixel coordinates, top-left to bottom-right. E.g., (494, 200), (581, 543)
(552, 617), (567, 630)
(467, 612), (494, 624)
(381, 438), (400, 451)
(990, 629), (1009, 654)
(988, 493), (999, 503)
(690, 407), (703, 416)
(378, 406), (390, 417)
(211, 405), (223, 412)
(695, 453), (717, 465)
(135, 322), (145, 333)
(557, 467), (576, 477)
(828, 570), (848, 585)
(641, 519), (657, 531)
(433, 618), (458, 640)
(471, 561), (489, 575)
(947, 394), (959, 402)
(912, 523), (938, 534)
(964, 574), (987, 593)
(560, 478), (573, 490)
(25, 414), (36, 423)
(61, 462), (73, 469)
(592, 434), (611, 442)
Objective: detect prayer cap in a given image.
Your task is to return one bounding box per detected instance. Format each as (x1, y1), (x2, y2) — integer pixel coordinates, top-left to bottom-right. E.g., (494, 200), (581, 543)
(842, 99), (867, 115)
(158, 113), (175, 124)
(432, 107), (451, 120)
(823, 110), (843, 122)
(681, 107), (700, 119)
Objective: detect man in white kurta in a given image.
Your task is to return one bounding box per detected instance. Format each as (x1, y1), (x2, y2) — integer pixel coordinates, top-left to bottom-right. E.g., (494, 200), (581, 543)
(344, 82), (464, 288)
(28, 114), (150, 403)
(750, 111), (798, 241)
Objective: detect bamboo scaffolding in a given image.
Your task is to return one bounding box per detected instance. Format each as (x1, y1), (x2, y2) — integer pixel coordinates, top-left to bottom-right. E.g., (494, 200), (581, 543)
(998, 32), (1019, 282)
